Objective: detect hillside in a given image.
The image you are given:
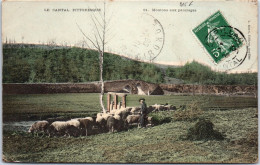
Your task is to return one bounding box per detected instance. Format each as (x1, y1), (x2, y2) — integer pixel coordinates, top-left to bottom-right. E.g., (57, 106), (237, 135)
(166, 61), (257, 85)
(3, 44), (164, 84)
(2, 44), (257, 85)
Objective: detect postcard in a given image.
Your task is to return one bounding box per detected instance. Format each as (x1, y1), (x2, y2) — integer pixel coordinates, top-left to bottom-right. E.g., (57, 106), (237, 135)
(2, 0), (258, 163)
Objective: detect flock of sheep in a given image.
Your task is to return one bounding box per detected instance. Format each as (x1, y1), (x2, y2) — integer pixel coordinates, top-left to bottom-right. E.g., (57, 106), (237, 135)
(28, 103), (177, 137)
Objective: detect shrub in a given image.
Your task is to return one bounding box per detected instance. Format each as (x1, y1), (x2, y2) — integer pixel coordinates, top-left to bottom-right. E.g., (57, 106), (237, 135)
(173, 101), (203, 121)
(148, 111), (172, 125)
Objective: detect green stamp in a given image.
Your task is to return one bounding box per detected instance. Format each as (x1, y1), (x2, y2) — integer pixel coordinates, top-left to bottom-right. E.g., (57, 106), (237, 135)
(193, 11), (243, 63)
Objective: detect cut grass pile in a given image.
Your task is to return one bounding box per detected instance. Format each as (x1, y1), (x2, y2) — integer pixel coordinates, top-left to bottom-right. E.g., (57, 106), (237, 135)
(3, 108), (258, 163)
(186, 119), (224, 141)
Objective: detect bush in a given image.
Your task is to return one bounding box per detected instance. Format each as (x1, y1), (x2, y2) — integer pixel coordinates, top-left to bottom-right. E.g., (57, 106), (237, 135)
(148, 111), (172, 125)
(186, 119), (224, 141)
(173, 101), (203, 121)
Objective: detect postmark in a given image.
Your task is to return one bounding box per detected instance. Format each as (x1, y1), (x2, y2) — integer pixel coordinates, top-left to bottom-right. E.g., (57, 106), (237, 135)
(193, 11), (247, 71)
(131, 13), (165, 62)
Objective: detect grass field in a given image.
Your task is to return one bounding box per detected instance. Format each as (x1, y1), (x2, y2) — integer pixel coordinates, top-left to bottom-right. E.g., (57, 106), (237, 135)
(3, 93), (257, 121)
(2, 93), (258, 163)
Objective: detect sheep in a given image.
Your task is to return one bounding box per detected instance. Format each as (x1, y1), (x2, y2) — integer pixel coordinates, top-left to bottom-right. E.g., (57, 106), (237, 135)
(48, 121), (70, 136)
(96, 115), (107, 133)
(106, 114), (126, 133)
(130, 107), (141, 114)
(28, 120), (50, 135)
(152, 104), (164, 111)
(164, 105), (172, 111)
(84, 117), (94, 121)
(109, 109), (117, 115)
(107, 116), (116, 133)
(102, 113), (112, 120)
(114, 109), (123, 116)
(67, 119), (81, 128)
(114, 109), (129, 118)
(114, 114), (121, 121)
(97, 113), (103, 118)
(114, 114), (127, 131)
(125, 107), (132, 113)
(126, 115), (141, 125)
(48, 119), (82, 137)
(169, 105), (177, 110)
(110, 109), (130, 130)
(65, 125), (81, 137)
(147, 106), (155, 113)
(147, 117), (154, 127)
(78, 117), (94, 136)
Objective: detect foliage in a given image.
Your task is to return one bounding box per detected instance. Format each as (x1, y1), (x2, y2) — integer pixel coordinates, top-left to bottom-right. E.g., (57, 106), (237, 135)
(3, 44), (164, 84)
(166, 61), (257, 85)
(173, 101), (204, 121)
(3, 44), (257, 85)
(148, 111), (172, 125)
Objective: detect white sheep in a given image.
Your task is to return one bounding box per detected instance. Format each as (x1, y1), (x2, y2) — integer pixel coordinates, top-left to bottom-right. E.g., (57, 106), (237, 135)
(152, 104), (164, 111)
(48, 121), (70, 136)
(102, 113), (112, 120)
(84, 117), (94, 122)
(114, 114), (121, 121)
(109, 109), (117, 114)
(67, 119), (81, 128)
(115, 109), (124, 116)
(96, 115), (107, 132)
(28, 120), (50, 134)
(78, 117), (94, 136)
(125, 107), (132, 113)
(97, 113), (103, 118)
(50, 121), (70, 131)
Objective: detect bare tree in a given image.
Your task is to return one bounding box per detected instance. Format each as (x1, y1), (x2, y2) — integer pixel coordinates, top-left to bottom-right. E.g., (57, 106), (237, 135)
(77, 2), (113, 113)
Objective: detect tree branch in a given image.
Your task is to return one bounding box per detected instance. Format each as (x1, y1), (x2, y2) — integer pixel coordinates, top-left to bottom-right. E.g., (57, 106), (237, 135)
(94, 33), (102, 51)
(76, 22), (99, 50)
(92, 13), (104, 29)
(91, 15), (103, 43)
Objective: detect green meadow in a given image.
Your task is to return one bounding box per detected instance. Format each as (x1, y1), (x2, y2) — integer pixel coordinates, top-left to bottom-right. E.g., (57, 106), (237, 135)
(2, 93), (258, 163)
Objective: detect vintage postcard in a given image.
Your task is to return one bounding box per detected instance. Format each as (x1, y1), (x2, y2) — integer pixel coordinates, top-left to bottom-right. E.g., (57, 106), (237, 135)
(2, 0), (258, 163)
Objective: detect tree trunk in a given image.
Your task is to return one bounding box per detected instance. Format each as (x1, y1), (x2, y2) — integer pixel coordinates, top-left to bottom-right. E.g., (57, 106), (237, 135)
(99, 51), (106, 113)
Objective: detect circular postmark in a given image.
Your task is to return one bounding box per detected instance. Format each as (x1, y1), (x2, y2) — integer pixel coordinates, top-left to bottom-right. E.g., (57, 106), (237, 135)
(204, 26), (248, 71)
(129, 13), (165, 62)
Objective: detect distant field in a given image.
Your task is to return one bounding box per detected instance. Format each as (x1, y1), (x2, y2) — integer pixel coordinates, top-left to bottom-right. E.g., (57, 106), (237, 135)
(3, 93), (257, 121)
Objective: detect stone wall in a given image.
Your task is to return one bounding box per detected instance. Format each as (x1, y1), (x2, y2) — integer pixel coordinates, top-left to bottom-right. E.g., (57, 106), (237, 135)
(2, 80), (257, 96)
(3, 83), (100, 94)
(2, 80), (163, 95)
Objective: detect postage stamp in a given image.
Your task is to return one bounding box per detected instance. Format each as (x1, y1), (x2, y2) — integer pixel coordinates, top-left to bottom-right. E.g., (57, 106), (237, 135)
(193, 11), (244, 65)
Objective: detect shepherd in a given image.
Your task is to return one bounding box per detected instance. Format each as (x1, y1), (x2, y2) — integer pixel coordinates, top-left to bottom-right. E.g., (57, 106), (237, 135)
(139, 98), (147, 128)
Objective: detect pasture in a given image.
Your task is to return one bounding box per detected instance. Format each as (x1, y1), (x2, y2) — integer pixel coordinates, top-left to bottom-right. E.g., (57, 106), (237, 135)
(2, 93), (258, 163)
(3, 93), (257, 121)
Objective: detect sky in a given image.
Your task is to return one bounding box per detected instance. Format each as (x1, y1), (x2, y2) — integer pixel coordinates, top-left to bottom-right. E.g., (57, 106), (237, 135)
(2, 0), (258, 73)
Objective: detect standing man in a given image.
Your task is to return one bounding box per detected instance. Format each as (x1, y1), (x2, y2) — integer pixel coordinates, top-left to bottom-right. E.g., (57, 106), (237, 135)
(139, 98), (147, 128)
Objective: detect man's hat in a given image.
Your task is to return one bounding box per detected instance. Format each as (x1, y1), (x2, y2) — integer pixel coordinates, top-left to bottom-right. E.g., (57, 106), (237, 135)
(139, 98), (145, 102)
